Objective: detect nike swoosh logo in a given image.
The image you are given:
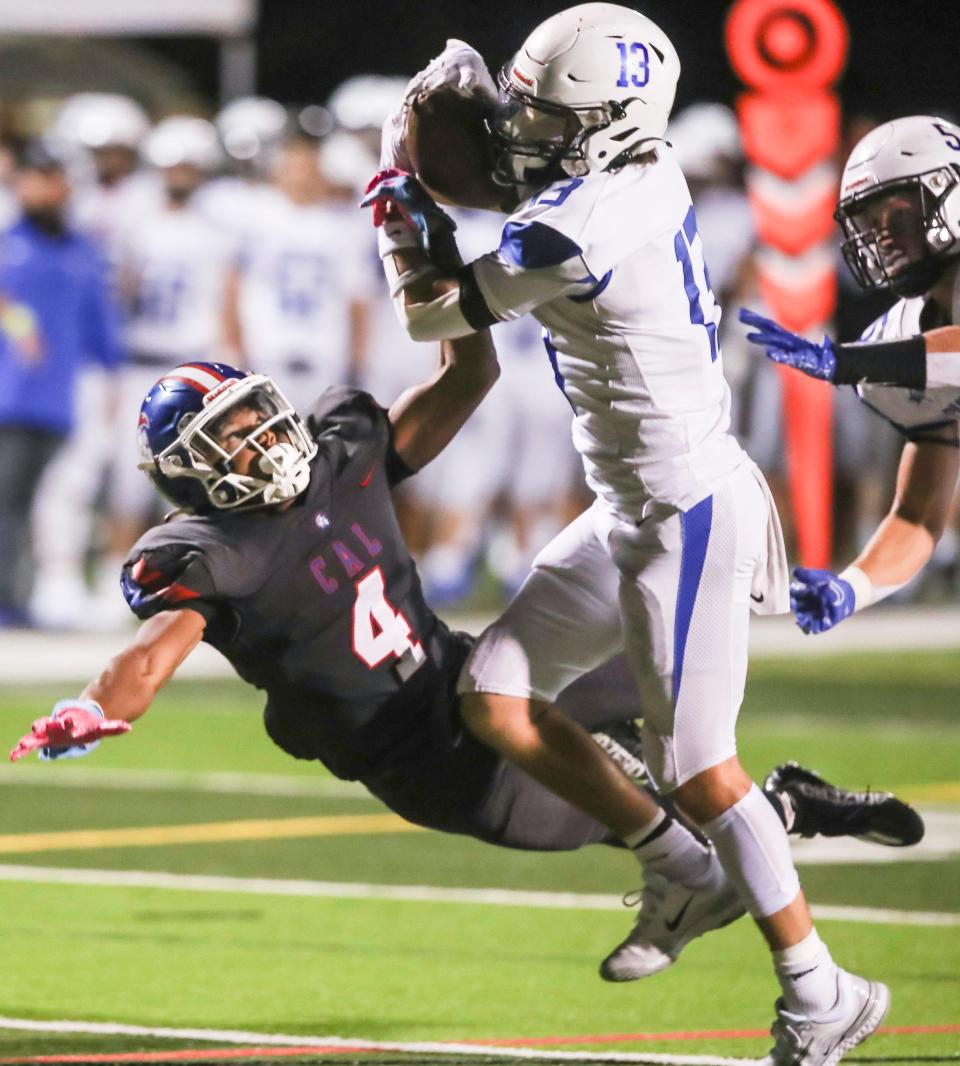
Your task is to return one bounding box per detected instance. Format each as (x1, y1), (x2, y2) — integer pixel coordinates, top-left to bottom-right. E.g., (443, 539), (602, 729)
(359, 467), (375, 487)
(750, 592), (764, 603)
(787, 966), (818, 981)
(664, 895), (694, 932)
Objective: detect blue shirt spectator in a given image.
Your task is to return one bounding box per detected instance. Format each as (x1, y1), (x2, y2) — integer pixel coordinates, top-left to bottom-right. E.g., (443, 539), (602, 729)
(0, 140), (125, 625)
(0, 215), (124, 436)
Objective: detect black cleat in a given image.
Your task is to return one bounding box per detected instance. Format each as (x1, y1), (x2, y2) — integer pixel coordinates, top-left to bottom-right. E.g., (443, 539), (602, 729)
(764, 762), (925, 847)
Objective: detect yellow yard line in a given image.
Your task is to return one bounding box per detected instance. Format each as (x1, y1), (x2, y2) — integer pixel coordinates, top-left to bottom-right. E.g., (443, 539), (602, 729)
(899, 782), (960, 804)
(0, 813), (425, 855)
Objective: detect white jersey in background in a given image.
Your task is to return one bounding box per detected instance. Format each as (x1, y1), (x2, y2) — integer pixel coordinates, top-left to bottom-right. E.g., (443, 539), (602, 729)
(121, 206), (236, 361)
(857, 298), (960, 432)
(235, 189), (368, 399)
(70, 171), (164, 271)
(470, 149), (746, 519)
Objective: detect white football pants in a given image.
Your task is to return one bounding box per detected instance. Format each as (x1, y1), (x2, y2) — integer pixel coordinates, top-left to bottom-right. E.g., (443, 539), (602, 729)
(459, 462), (784, 791)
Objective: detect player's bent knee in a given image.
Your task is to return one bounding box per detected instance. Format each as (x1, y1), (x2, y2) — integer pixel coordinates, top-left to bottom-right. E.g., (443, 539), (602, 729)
(671, 756), (753, 825)
(459, 691), (537, 748)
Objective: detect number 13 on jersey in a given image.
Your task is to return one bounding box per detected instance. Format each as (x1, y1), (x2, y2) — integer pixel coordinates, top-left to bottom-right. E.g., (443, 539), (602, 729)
(352, 567), (425, 679)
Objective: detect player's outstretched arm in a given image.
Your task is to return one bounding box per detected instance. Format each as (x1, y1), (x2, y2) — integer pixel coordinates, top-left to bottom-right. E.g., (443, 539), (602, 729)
(9, 609), (206, 761)
(740, 308), (960, 389)
(388, 331), (499, 473)
(791, 432), (959, 634)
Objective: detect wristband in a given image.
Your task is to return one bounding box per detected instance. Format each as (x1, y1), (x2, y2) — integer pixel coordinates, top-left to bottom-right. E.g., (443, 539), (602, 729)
(838, 565), (874, 612)
(839, 564), (908, 610)
(834, 335), (926, 389)
(377, 218), (421, 259)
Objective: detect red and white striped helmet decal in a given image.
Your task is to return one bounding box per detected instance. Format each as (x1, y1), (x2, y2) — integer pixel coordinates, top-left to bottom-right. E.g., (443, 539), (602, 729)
(161, 363), (228, 394)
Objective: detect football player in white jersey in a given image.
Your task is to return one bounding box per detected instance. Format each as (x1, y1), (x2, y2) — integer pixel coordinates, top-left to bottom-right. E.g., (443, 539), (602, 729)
(743, 114), (960, 634)
(363, 6), (887, 1063)
(30, 94), (158, 630)
(225, 135), (370, 405)
(97, 116), (238, 616)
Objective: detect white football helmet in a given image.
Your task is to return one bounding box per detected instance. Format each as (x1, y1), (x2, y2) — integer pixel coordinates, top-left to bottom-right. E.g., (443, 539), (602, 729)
(215, 96), (290, 162)
(53, 92), (150, 151)
(836, 115), (960, 297)
(489, 2), (680, 191)
(144, 116), (222, 171)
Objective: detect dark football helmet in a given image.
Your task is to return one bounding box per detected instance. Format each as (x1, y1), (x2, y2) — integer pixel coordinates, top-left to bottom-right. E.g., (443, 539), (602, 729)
(137, 362), (317, 514)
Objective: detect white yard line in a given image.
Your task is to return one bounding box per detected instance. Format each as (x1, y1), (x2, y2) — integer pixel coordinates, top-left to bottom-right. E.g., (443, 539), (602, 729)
(0, 1017), (757, 1064)
(0, 864), (957, 927)
(0, 764), (370, 799)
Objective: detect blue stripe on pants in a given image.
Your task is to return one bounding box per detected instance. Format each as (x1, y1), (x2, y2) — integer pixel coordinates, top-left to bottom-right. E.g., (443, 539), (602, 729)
(673, 495), (713, 706)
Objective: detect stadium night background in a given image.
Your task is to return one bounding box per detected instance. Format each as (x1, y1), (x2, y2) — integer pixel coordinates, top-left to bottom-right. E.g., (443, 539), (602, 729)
(0, 1), (957, 1065)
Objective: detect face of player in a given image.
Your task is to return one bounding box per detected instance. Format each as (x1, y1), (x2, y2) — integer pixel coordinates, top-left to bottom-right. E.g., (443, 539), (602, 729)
(274, 140), (330, 205)
(850, 187), (928, 282)
(93, 145), (139, 186)
(163, 163), (205, 205)
(209, 403), (290, 478)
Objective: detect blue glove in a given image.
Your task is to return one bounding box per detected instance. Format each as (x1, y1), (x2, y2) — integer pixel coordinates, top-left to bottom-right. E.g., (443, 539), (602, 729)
(739, 308), (837, 381)
(789, 567), (856, 634)
(360, 167), (455, 256)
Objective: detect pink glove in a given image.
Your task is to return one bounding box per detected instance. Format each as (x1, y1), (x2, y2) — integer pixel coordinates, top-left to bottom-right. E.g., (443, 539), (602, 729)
(10, 700), (131, 762)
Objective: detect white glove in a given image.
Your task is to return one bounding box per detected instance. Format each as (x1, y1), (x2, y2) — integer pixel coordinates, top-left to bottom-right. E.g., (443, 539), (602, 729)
(404, 39), (497, 104)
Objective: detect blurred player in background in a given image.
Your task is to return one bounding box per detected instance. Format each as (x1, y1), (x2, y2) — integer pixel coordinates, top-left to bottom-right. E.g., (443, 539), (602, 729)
(743, 115), (960, 635)
(200, 95), (291, 233)
(30, 93), (153, 630)
(412, 206), (582, 605)
(365, 6), (890, 1061)
(225, 134), (370, 406)
(0, 141), (124, 627)
(91, 116), (237, 623)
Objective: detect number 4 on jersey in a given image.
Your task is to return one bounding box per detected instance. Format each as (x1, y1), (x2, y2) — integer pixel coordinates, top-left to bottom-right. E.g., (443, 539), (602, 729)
(352, 567), (425, 676)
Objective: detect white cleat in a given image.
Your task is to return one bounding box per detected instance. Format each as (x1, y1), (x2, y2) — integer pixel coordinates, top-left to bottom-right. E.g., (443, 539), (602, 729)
(599, 870), (746, 982)
(763, 971), (890, 1066)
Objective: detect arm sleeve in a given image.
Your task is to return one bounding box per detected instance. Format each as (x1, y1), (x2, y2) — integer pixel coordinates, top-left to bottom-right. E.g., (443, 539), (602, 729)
(469, 220), (601, 322)
(121, 545), (235, 640)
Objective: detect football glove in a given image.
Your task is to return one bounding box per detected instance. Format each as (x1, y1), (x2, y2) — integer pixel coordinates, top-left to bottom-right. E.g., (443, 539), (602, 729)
(9, 699), (131, 762)
(790, 567), (856, 635)
(404, 39), (497, 104)
(360, 168), (455, 256)
(739, 308), (837, 382)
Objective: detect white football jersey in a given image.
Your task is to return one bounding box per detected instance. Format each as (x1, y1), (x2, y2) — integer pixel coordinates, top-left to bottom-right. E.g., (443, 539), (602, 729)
(470, 148), (746, 516)
(235, 189), (367, 391)
(71, 171), (164, 267)
(120, 205), (237, 359)
(857, 298), (960, 432)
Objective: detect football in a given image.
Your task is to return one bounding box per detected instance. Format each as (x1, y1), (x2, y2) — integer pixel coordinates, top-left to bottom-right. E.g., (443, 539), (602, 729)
(407, 89), (516, 213)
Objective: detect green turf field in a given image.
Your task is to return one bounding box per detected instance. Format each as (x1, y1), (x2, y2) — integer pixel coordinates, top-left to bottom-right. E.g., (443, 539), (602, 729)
(0, 650), (957, 1065)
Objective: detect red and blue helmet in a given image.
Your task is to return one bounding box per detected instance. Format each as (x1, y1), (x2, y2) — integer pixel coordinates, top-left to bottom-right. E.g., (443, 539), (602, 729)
(137, 361), (318, 514)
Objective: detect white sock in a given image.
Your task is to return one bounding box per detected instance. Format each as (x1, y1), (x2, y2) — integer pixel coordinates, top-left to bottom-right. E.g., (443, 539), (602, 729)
(702, 783), (801, 919)
(774, 929), (841, 1017)
(627, 810), (724, 890)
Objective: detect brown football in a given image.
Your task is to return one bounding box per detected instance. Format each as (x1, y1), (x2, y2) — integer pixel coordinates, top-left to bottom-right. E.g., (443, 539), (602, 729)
(407, 89), (516, 213)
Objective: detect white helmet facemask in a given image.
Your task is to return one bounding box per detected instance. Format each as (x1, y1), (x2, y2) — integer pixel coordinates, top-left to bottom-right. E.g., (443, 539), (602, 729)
(488, 3), (680, 194)
(836, 116), (960, 298)
(146, 376), (318, 512)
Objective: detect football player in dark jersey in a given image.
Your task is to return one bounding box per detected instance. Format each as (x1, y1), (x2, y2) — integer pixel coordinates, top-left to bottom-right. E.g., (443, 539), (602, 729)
(10, 330), (922, 980)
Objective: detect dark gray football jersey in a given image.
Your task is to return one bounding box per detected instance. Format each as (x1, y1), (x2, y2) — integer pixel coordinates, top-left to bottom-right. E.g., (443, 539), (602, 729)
(123, 387), (473, 780)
